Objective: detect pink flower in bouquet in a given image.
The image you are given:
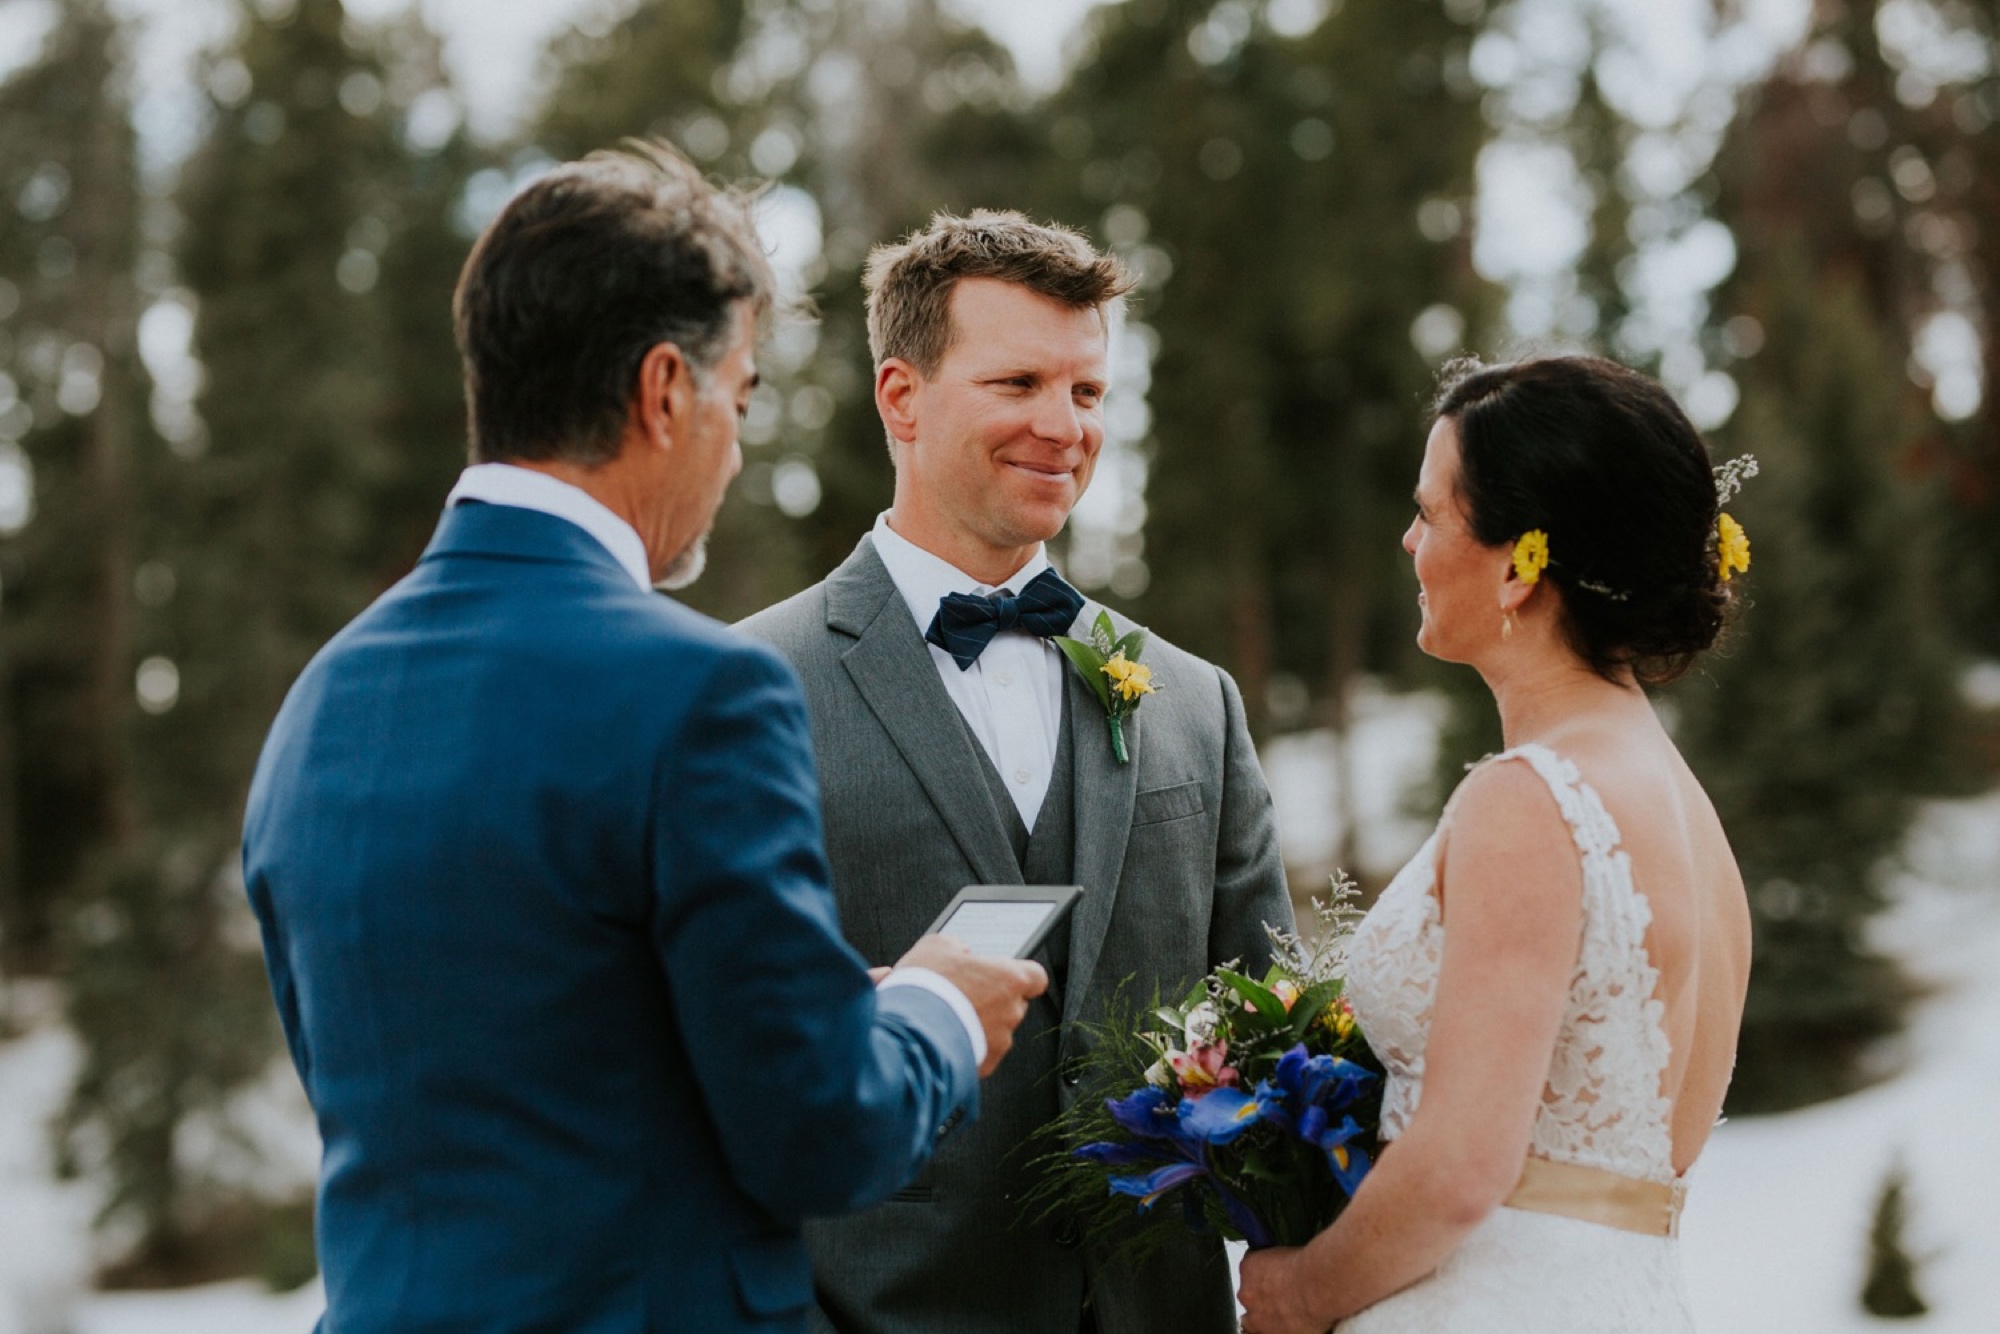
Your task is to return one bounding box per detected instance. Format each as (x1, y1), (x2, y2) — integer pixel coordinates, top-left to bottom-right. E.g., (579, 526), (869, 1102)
(1168, 1042), (1241, 1098)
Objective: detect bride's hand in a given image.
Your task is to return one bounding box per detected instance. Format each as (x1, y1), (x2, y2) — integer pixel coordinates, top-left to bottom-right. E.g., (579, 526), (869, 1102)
(1237, 1246), (1335, 1334)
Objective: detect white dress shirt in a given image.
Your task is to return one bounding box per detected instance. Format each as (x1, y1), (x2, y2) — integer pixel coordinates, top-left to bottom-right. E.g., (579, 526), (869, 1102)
(443, 468), (987, 1063)
(871, 514), (1070, 831)
(447, 463), (652, 590)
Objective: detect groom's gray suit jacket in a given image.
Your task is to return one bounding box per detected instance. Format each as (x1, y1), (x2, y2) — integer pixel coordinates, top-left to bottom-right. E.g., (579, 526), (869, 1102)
(739, 536), (1293, 1334)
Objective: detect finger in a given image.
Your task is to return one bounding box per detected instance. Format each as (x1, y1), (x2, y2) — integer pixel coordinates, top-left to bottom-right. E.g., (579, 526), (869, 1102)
(1016, 959), (1049, 996)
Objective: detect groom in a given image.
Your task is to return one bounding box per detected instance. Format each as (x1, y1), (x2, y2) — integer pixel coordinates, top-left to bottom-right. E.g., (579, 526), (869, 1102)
(242, 144), (1048, 1333)
(741, 212), (1292, 1332)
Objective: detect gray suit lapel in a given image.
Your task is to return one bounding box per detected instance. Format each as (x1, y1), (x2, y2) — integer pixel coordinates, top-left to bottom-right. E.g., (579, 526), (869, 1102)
(830, 539), (1023, 890)
(1062, 600), (1139, 1022)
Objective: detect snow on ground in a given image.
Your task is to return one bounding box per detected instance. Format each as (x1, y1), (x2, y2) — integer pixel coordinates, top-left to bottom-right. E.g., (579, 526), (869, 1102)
(2, 691), (1996, 1332)
(1678, 792), (2000, 1334)
(0, 983), (91, 1334)
(65, 1279), (324, 1334)
(1261, 679), (1449, 884)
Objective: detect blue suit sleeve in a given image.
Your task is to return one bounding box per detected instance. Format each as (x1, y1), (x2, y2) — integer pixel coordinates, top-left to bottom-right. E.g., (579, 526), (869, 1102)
(650, 642), (979, 1222)
(244, 758), (314, 1091)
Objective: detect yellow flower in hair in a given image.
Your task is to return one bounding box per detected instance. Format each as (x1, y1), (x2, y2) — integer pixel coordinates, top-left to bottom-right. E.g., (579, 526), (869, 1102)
(1717, 512), (1750, 581)
(1511, 530), (1550, 585)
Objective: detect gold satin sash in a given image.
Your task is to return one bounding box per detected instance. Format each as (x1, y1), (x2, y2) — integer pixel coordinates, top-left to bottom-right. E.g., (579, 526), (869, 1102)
(1503, 1157), (1687, 1238)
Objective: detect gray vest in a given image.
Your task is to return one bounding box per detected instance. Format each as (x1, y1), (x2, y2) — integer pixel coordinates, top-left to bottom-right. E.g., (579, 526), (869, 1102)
(953, 687), (1076, 994)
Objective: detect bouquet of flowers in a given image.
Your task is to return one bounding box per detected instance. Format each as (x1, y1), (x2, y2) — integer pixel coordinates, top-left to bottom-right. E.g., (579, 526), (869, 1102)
(1035, 878), (1383, 1252)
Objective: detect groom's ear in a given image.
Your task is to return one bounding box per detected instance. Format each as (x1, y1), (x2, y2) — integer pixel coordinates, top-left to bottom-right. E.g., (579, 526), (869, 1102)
(876, 358), (921, 447)
(629, 341), (695, 453)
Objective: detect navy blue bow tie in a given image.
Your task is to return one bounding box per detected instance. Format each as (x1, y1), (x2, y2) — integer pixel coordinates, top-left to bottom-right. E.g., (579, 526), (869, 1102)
(925, 568), (1086, 671)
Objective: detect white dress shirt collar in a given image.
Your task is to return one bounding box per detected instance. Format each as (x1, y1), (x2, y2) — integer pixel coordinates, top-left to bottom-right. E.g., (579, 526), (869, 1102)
(447, 463), (652, 592)
(870, 512), (1052, 634)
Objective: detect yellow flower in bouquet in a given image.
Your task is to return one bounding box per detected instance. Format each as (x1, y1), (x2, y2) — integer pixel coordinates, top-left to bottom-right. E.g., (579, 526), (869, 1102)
(1035, 877), (1384, 1252)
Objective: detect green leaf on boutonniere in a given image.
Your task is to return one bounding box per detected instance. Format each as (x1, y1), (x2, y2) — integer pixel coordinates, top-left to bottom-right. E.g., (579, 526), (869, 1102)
(1089, 610), (1117, 657)
(1053, 635), (1116, 714)
(1054, 609), (1160, 766)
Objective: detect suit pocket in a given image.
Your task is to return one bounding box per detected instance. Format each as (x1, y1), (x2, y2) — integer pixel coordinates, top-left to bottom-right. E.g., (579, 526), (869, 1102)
(1132, 780), (1204, 827)
(729, 1236), (814, 1318)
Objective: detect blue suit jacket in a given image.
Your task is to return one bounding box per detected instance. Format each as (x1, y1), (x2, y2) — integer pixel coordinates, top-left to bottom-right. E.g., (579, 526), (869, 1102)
(243, 502), (979, 1333)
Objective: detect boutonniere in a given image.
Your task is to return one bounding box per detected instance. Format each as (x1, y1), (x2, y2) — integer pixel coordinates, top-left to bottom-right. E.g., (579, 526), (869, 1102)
(1054, 611), (1158, 765)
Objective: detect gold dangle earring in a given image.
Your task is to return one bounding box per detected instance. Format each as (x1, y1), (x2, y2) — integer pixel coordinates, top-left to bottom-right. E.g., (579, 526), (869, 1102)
(1501, 610), (1516, 640)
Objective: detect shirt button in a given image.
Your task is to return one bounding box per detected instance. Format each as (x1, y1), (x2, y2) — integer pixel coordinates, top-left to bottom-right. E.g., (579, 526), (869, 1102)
(995, 670), (1013, 687)
(1014, 768), (1032, 784)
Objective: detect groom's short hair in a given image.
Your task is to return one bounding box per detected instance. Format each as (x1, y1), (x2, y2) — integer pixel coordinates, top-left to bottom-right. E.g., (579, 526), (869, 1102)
(863, 211), (1133, 376)
(453, 139), (774, 466)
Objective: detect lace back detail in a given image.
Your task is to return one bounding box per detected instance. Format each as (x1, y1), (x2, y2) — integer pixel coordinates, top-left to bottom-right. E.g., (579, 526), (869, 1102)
(1344, 744), (1678, 1184)
(1504, 745), (1676, 1182)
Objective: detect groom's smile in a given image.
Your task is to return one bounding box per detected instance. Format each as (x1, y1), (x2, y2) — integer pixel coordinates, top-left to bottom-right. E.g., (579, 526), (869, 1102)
(882, 276), (1110, 585)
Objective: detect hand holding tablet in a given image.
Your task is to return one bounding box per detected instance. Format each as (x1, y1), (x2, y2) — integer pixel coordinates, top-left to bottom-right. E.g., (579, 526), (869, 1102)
(925, 885), (1083, 960)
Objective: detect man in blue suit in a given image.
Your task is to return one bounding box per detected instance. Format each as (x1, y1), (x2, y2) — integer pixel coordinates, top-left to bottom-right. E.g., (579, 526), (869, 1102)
(242, 141), (1046, 1333)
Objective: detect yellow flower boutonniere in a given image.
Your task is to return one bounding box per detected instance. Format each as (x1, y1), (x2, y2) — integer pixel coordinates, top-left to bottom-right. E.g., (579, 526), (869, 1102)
(1511, 529), (1550, 585)
(1054, 611), (1158, 765)
(1717, 512), (1750, 581)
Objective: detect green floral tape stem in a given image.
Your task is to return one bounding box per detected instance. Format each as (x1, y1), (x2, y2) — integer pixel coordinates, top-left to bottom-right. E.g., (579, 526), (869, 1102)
(1053, 611), (1157, 767)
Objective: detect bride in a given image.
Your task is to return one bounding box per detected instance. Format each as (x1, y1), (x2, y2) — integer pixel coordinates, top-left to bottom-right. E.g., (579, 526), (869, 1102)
(1238, 355), (1753, 1333)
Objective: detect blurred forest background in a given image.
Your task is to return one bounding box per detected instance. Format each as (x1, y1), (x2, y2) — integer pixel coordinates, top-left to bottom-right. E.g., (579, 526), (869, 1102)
(1, 0), (1998, 1289)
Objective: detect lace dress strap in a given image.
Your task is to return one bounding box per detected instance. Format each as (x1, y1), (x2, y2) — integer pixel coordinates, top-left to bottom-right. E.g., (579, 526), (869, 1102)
(1475, 743), (1626, 862)
(1478, 742), (1679, 1181)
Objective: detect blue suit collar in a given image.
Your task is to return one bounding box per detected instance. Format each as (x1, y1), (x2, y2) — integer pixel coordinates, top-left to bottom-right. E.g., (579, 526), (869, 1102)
(421, 501), (639, 588)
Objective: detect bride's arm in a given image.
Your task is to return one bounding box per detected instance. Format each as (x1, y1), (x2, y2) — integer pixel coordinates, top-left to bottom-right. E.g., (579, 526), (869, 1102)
(1238, 761), (1584, 1333)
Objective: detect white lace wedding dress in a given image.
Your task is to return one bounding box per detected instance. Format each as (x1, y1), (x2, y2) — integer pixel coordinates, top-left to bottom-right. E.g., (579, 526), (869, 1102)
(1338, 743), (1700, 1332)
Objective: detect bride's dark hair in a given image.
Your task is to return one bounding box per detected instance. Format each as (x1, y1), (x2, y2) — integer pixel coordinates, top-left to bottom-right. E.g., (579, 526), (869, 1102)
(1432, 355), (1737, 686)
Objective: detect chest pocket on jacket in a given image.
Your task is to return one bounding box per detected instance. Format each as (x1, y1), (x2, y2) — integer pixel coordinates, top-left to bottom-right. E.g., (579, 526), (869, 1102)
(1131, 780), (1204, 827)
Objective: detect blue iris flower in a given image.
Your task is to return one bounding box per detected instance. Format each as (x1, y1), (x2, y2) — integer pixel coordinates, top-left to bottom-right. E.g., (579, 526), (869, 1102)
(1253, 1044), (1379, 1197)
(1075, 1045), (1379, 1248)
(1077, 1086), (1276, 1247)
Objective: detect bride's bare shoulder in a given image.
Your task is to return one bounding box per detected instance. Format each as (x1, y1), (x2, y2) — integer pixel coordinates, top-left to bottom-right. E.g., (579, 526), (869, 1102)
(1436, 756), (1584, 922)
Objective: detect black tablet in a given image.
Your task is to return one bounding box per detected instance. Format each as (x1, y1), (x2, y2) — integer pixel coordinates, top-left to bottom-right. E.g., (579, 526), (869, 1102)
(925, 885), (1084, 960)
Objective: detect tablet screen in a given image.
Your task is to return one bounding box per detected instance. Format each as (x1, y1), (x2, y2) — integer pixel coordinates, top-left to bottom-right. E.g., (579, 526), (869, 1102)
(935, 899), (1063, 959)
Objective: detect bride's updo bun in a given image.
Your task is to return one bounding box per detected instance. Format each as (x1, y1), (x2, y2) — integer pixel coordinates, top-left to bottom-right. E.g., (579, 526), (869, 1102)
(1434, 355), (1736, 686)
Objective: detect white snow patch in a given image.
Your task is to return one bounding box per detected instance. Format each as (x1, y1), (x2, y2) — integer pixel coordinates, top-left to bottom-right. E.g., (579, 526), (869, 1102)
(1261, 681), (1448, 883)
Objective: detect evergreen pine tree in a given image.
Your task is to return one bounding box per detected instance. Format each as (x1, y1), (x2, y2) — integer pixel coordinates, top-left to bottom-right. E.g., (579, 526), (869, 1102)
(1051, 0), (1488, 720)
(1705, 0), (2000, 661)
(1675, 5), (1983, 1111)
(50, 0), (477, 1276)
(1672, 245), (1967, 1110)
(1859, 1159), (1929, 1318)
(359, 11), (487, 574)
(0, 0), (146, 975)
(1039, 0), (1488, 878)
